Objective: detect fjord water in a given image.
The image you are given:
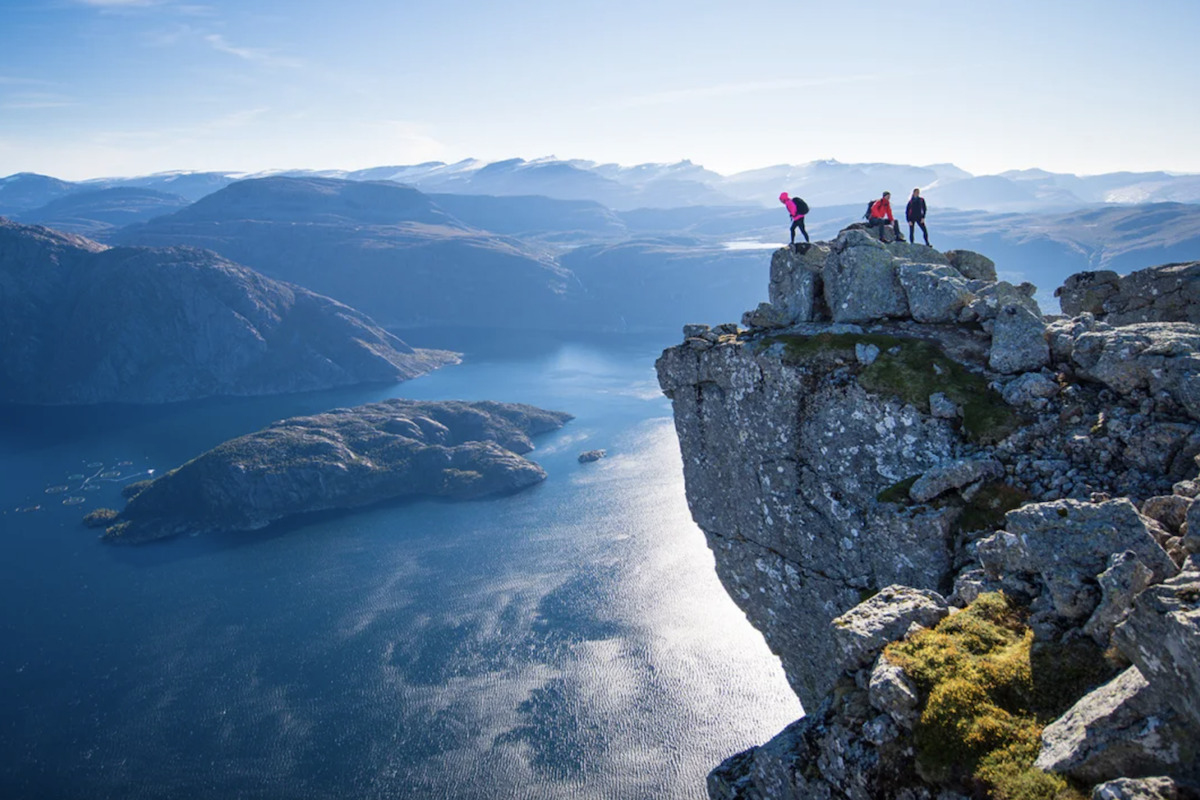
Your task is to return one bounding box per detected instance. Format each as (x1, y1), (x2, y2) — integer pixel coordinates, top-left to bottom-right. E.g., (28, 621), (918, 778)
(0, 332), (799, 800)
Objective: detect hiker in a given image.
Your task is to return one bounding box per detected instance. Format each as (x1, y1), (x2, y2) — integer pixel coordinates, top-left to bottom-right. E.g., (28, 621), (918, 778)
(867, 191), (904, 242)
(779, 191), (810, 248)
(906, 188), (930, 246)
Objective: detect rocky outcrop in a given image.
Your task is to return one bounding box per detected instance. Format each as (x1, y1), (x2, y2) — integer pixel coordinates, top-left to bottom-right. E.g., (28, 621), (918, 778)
(658, 228), (1200, 799)
(99, 400), (571, 543)
(1056, 262), (1200, 325)
(0, 218), (457, 404)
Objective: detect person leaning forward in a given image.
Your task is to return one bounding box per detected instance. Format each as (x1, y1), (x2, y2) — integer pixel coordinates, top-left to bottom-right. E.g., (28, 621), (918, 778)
(867, 191), (904, 242)
(779, 191), (810, 248)
(906, 188), (930, 246)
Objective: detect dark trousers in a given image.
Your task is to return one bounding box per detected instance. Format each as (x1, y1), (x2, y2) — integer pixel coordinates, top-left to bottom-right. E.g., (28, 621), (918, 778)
(790, 217), (809, 243)
(909, 220), (929, 245)
(868, 217), (902, 241)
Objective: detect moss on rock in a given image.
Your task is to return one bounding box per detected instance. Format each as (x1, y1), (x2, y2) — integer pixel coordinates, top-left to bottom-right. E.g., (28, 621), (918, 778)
(770, 333), (1020, 444)
(884, 593), (1091, 800)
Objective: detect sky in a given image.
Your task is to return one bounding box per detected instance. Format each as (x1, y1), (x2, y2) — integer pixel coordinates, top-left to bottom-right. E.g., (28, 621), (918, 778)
(1, 0), (1198, 181)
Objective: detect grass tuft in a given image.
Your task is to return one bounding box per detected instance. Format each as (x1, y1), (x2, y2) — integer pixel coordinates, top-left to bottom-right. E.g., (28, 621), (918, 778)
(884, 593), (1104, 799)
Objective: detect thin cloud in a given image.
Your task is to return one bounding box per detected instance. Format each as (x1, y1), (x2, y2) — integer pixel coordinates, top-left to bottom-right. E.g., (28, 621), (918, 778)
(1, 91), (76, 110)
(614, 75), (881, 108)
(75, 0), (161, 6)
(205, 34), (303, 69)
(0, 76), (56, 87)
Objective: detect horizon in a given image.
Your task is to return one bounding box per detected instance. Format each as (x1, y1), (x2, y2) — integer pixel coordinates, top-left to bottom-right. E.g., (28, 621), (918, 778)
(6, 154), (1200, 186)
(3, 1), (1199, 181)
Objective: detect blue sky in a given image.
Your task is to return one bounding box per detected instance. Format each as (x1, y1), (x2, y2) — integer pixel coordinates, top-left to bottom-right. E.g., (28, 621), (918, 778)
(1, 0), (1197, 180)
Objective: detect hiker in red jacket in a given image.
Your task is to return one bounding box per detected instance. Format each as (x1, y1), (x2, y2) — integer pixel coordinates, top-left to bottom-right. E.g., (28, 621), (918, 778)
(868, 191), (904, 242)
(906, 188), (930, 246)
(779, 191), (810, 249)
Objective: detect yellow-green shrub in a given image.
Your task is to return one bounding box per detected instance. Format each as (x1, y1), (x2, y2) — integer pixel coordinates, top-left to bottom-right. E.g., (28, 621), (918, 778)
(884, 593), (1093, 800)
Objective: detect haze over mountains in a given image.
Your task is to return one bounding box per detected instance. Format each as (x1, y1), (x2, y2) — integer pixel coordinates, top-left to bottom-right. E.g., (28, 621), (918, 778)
(2, 155), (1199, 406)
(0, 218), (455, 405)
(5, 157), (1200, 221)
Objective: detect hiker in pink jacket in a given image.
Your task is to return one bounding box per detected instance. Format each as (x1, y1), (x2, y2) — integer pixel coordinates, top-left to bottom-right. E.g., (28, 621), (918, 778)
(779, 191), (809, 248)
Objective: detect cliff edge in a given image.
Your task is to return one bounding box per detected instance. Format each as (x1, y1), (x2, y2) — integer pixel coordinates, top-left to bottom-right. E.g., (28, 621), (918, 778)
(657, 230), (1200, 799)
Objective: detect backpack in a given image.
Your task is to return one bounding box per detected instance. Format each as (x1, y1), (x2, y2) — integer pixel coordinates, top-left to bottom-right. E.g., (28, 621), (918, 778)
(863, 201), (875, 220)
(793, 197), (809, 216)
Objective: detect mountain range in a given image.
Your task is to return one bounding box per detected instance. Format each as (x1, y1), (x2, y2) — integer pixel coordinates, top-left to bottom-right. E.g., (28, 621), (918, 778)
(5, 157), (1199, 222)
(2, 158), (1199, 407)
(111, 176), (768, 332)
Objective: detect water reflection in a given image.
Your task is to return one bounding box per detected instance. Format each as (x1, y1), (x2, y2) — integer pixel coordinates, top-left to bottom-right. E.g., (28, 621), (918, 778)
(0, 334), (799, 800)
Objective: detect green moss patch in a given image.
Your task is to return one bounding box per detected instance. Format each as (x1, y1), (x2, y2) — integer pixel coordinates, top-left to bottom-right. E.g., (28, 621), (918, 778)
(770, 334), (1020, 443)
(884, 593), (1098, 800)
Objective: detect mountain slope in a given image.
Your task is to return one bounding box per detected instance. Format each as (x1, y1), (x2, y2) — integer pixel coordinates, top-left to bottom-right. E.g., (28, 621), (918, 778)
(17, 187), (191, 238)
(114, 177), (577, 330)
(0, 219), (456, 405)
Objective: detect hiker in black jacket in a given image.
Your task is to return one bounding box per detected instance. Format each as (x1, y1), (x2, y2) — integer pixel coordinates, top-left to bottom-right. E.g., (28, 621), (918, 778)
(906, 188), (930, 246)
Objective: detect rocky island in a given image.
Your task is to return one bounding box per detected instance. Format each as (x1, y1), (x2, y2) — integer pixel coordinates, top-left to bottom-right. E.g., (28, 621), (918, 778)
(0, 218), (457, 404)
(95, 399), (572, 543)
(658, 230), (1200, 798)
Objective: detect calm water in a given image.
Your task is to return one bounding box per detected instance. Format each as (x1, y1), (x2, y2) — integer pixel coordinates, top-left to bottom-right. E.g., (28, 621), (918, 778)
(0, 332), (799, 800)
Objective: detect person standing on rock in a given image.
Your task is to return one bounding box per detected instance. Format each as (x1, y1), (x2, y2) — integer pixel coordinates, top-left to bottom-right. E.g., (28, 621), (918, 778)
(906, 188), (930, 246)
(867, 191), (904, 242)
(779, 191), (810, 250)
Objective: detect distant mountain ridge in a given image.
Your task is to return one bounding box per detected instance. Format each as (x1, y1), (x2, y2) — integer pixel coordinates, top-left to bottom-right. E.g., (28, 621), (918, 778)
(6, 157), (1199, 218)
(114, 176), (770, 332)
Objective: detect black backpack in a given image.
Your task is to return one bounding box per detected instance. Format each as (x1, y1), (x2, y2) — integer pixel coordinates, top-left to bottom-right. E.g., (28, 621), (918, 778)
(793, 197), (809, 216)
(863, 200), (875, 220)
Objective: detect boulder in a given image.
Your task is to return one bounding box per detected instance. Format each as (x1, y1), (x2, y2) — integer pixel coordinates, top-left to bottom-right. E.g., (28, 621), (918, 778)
(1058, 262), (1200, 326)
(1069, 323), (1200, 422)
(1112, 560), (1200, 732)
(1001, 372), (1061, 408)
(896, 262), (975, 323)
(868, 653), (920, 729)
(1057, 270), (1122, 317)
(908, 457), (1004, 503)
(742, 301), (792, 330)
(831, 586), (949, 673)
(929, 392), (960, 419)
(1083, 551), (1157, 645)
(944, 249), (997, 281)
(1000, 499), (1178, 620)
(1036, 666), (1195, 784)
(1092, 777), (1200, 800)
(768, 245), (831, 324)
(990, 298), (1050, 374)
(824, 237), (909, 323)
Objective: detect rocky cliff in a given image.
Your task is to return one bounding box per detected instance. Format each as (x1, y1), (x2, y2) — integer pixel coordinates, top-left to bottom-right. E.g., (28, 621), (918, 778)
(0, 218), (457, 404)
(657, 230), (1200, 799)
(96, 399), (571, 543)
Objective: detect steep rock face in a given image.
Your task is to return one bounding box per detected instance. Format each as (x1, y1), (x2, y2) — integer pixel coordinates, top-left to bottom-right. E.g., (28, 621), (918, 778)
(0, 218), (457, 404)
(659, 228), (1200, 798)
(658, 334), (963, 707)
(101, 399), (571, 543)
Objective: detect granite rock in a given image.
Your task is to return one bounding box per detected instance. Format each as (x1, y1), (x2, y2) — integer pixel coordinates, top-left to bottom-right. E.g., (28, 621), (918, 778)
(831, 585), (949, 673)
(1036, 667), (1196, 784)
